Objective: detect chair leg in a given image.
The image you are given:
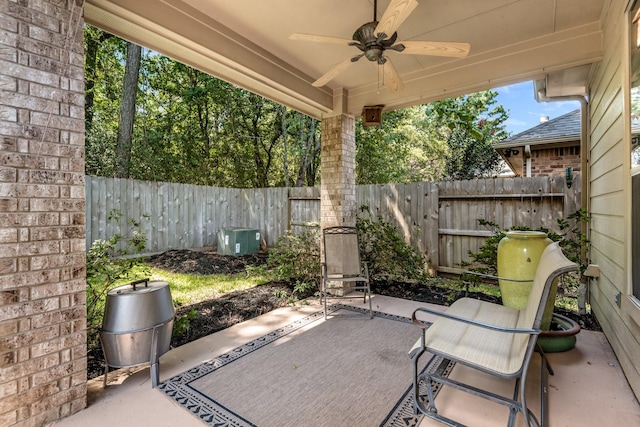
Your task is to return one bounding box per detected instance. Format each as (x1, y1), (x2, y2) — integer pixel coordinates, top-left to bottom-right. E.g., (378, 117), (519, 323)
(540, 353), (549, 427)
(411, 349), (428, 415)
(321, 279), (373, 319)
(537, 345), (554, 376)
(322, 280), (328, 320)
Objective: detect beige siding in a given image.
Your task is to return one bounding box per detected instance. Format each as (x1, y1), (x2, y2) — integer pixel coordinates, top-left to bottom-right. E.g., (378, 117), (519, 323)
(589, 0), (640, 399)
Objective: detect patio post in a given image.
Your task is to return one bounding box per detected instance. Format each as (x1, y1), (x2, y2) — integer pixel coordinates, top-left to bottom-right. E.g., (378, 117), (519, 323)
(0, 1), (87, 426)
(320, 99), (357, 296)
(320, 113), (357, 229)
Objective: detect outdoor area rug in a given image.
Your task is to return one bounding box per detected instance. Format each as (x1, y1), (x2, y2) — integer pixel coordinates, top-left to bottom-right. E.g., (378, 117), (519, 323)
(159, 304), (455, 427)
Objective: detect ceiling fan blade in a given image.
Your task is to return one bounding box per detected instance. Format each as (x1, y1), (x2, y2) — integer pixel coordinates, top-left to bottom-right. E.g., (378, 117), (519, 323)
(289, 33), (353, 46)
(398, 40), (470, 58)
(374, 0), (418, 39)
(381, 57), (404, 92)
(312, 57), (355, 87)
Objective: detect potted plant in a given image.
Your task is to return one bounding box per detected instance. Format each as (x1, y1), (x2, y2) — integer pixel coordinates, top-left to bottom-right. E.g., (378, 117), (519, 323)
(464, 209), (591, 352)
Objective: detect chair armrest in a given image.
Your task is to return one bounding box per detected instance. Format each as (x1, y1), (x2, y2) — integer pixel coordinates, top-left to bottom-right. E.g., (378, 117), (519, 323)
(411, 306), (540, 335)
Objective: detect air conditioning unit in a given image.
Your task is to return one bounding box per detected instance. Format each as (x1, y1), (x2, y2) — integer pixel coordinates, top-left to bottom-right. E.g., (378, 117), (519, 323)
(217, 228), (260, 256)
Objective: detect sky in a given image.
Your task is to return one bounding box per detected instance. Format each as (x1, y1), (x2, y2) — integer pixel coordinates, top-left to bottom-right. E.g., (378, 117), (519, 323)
(493, 81), (581, 137)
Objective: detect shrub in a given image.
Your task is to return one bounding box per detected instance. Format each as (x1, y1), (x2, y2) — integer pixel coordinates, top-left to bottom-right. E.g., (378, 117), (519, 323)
(268, 229), (321, 285)
(356, 206), (429, 283)
(467, 208), (591, 274)
(548, 208), (591, 274)
(86, 210), (149, 352)
(172, 308), (198, 337)
(267, 211), (430, 294)
(463, 219), (529, 276)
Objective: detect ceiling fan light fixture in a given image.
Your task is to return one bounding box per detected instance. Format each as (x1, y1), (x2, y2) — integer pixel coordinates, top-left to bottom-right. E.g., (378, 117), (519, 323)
(365, 47), (384, 62)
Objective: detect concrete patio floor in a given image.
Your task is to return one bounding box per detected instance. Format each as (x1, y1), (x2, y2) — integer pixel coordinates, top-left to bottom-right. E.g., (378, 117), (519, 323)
(48, 295), (640, 427)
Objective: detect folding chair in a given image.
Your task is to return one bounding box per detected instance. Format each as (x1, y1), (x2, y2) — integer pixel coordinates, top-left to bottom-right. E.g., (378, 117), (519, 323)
(321, 226), (372, 319)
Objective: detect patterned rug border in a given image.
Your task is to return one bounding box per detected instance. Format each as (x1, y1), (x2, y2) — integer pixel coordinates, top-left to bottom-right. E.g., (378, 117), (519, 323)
(159, 304), (452, 427)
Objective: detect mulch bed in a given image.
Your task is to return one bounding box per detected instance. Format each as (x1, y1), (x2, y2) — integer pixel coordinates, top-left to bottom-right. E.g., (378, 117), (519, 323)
(146, 249), (270, 275)
(87, 249), (600, 379)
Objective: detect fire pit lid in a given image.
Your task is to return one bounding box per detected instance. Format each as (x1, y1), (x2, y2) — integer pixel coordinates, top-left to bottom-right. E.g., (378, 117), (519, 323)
(102, 279), (174, 332)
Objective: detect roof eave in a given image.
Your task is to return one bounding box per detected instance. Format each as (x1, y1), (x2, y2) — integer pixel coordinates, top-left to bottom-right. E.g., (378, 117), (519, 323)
(493, 135), (580, 149)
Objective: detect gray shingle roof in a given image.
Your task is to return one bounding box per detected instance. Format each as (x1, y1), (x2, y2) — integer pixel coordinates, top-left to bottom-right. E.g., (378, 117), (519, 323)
(497, 109), (580, 145)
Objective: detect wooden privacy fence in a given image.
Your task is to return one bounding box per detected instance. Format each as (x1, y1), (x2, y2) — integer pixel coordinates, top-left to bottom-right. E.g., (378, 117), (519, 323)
(85, 177), (289, 255)
(86, 175), (580, 273)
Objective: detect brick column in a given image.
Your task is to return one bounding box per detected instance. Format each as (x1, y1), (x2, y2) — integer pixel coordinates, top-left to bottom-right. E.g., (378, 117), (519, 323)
(320, 114), (357, 228)
(0, 1), (87, 426)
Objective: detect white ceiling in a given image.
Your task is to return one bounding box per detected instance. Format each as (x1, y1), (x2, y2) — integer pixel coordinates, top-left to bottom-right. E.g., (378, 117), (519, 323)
(84, 0), (605, 119)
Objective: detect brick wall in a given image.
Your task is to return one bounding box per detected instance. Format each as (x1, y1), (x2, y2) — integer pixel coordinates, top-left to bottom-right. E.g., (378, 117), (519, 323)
(0, 1), (87, 426)
(530, 146), (581, 177)
(320, 114), (356, 228)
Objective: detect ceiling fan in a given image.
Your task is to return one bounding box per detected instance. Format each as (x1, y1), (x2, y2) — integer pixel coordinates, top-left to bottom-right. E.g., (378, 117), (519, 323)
(289, 0), (470, 92)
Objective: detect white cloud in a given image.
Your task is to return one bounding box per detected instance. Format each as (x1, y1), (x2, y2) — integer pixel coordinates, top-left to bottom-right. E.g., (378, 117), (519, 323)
(506, 118), (528, 126)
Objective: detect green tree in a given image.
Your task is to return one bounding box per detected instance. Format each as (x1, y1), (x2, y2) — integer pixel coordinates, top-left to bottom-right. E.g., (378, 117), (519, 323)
(355, 92), (507, 185)
(355, 107), (448, 184)
(115, 41), (142, 178)
(83, 26), (507, 188)
(134, 59), (236, 185)
(84, 27), (126, 177)
(287, 112), (321, 187)
(84, 26), (113, 132)
(425, 91), (508, 179)
(85, 25), (294, 187)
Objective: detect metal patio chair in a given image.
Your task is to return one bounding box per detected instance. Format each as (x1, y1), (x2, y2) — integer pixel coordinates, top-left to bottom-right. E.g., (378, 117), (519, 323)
(321, 226), (372, 319)
(409, 242), (577, 427)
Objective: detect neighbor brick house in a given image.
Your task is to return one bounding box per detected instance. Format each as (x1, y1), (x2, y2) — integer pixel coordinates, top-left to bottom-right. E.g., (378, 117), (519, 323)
(493, 109), (582, 177)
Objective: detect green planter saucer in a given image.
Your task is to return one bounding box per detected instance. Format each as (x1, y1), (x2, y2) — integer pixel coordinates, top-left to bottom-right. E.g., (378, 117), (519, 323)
(538, 313), (581, 353)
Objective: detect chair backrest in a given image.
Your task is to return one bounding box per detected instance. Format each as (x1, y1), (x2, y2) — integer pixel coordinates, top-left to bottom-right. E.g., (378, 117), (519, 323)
(517, 242), (577, 330)
(323, 226), (362, 277)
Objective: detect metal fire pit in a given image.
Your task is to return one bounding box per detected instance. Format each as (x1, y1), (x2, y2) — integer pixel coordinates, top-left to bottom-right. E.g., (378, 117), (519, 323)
(99, 279), (174, 388)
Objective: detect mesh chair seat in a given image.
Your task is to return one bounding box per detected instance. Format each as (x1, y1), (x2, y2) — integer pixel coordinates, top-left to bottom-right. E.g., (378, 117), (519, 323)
(321, 226), (372, 319)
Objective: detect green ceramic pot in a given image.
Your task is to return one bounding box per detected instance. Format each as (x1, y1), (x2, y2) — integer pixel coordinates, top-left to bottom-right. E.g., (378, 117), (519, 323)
(538, 313), (581, 353)
(497, 231), (553, 311)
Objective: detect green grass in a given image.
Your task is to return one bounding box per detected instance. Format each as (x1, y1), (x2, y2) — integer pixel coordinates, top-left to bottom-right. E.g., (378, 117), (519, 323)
(466, 282), (502, 298)
(121, 263), (273, 307)
(425, 276), (502, 298)
(118, 262), (579, 313)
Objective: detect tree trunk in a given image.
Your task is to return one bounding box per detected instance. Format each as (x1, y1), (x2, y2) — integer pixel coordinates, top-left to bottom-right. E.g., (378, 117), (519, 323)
(295, 116), (320, 186)
(115, 42), (142, 178)
(84, 30), (112, 131)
